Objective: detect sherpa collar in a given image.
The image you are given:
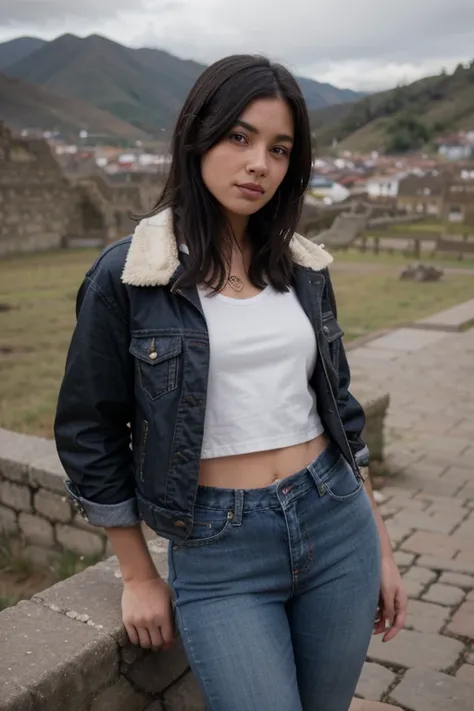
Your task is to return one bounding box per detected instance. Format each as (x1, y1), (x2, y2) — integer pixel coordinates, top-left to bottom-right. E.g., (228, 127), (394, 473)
(121, 208), (333, 287)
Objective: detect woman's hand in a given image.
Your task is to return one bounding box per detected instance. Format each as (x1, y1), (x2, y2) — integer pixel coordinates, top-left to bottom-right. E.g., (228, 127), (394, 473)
(374, 557), (408, 642)
(122, 575), (175, 650)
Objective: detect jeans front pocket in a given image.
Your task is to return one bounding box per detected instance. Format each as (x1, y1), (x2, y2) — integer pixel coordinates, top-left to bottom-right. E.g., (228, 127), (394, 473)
(174, 505), (233, 549)
(313, 455), (363, 502)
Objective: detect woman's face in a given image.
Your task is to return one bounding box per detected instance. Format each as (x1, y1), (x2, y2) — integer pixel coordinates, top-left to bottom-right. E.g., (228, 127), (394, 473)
(201, 96), (294, 222)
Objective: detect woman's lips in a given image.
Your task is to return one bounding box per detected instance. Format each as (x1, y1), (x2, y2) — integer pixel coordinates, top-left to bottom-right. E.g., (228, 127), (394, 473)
(236, 184), (265, 200)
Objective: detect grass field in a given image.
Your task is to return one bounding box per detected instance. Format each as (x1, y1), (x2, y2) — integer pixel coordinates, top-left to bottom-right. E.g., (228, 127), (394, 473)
(1, 247), (474, 438)
(332, 248), (474, 270)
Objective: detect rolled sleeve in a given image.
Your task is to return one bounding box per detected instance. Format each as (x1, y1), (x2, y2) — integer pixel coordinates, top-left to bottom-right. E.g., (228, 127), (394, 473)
(66, 481), (140, 528)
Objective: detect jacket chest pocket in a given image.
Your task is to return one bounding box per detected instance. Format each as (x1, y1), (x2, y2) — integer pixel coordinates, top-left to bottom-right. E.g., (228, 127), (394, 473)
(322, 311), (344, 373)
(130, 335), (182, 401)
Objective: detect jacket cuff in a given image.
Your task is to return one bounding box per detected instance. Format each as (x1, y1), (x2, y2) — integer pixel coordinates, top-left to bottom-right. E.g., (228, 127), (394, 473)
(65, 481), (140, 528)
(354, 444), (370, 468)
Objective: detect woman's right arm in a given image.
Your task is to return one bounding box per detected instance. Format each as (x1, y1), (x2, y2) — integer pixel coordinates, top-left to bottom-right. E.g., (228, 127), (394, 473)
(107, 526), (174, 650)
(54, 260), (174, 649)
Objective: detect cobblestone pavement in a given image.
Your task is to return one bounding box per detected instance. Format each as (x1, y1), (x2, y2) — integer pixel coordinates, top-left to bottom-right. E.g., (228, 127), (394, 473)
(347, 324), (474, 711)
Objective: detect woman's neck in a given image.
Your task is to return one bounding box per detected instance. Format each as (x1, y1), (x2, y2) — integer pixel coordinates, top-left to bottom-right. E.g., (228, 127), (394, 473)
(226, 211), (249, 249)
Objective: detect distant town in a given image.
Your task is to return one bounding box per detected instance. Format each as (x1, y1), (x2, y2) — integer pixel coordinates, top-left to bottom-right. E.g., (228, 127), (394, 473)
(30, 125), (474, 229)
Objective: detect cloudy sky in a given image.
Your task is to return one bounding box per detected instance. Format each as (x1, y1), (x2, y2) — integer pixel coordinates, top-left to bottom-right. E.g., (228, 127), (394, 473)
(0, 0), (473, 91)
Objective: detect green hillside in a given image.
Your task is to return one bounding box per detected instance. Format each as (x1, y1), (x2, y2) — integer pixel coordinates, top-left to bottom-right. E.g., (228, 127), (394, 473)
(310, 61), (474, 153)
(0, 73), (147, 141)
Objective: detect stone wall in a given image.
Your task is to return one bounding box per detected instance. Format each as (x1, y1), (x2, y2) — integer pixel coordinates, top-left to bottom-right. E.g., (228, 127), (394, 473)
(0, 122), (164, 256)
(0, 545), (206, 711)
(0, 123), (73, 256)
(0, 429), (109, 562)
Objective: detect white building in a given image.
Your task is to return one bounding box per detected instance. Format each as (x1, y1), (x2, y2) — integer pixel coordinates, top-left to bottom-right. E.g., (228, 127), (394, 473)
(366, 174), (406, 199)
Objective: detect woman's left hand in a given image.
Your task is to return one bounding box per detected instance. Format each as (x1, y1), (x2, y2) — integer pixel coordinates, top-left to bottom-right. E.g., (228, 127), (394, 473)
(374, 556), (408, 642)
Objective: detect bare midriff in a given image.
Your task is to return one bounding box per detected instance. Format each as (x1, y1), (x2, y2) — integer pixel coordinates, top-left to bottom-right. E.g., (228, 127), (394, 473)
(198, 432), (330, 489)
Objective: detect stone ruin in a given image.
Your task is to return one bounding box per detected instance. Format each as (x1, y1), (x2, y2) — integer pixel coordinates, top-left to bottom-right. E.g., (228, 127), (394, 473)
(399, 263), (444, 282)
(0, 121), (162, 257)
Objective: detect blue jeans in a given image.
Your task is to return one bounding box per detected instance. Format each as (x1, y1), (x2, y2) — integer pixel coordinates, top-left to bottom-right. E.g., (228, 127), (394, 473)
(168, 442), (381, 711)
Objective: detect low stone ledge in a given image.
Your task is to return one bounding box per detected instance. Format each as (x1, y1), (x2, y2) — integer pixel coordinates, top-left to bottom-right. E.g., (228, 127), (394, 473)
(352, 380), (391, 466)
(28, 452), (68, 493)
(0, 600), (118, 711)
(0, 428), (55, 485)
(0, 549), (201, 710)
(31, 550), (169, 646)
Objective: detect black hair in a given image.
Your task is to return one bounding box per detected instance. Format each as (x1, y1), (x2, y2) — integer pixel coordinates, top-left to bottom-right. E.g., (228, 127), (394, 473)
(144, 54), (312, 291)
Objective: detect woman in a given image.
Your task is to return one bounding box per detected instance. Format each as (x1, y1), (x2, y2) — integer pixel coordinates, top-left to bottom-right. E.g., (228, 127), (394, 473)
(55, 55), (407, 711)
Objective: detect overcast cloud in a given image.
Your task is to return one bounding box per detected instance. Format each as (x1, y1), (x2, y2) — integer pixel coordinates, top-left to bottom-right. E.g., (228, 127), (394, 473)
(0, 0), (473, 91)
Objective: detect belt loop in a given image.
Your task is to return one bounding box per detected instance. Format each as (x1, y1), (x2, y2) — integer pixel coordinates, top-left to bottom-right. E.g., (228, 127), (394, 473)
(231, 490), (244, 526)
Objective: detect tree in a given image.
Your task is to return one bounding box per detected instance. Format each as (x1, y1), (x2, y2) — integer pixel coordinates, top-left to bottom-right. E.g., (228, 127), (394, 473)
(386, 116), (431, 154)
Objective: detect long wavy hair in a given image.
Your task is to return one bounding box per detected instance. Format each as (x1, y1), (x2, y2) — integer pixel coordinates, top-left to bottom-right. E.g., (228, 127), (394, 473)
(143, 54), (312, 292)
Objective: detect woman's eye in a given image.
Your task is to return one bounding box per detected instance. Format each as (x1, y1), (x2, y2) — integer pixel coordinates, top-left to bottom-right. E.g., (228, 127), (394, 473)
(272, 146), (289, 156)
(229, 133), (247, 144)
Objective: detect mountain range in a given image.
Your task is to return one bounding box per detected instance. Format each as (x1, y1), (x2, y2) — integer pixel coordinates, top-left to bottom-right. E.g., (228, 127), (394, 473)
(0, 34), (363, 140)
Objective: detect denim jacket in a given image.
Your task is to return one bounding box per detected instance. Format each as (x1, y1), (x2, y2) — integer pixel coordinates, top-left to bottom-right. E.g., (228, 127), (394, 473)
(54, 209), (369, 543)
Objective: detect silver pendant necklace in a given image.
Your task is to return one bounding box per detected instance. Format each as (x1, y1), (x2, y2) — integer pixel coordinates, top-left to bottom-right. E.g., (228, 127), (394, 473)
(227, 276), (244, 292)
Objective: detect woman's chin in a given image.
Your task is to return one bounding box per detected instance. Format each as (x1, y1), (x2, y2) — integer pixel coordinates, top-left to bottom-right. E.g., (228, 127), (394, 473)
(223, 200), (265, 218)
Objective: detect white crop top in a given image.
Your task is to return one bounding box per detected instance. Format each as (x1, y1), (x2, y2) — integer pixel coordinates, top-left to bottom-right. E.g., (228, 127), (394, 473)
(197, 284), (324, 459)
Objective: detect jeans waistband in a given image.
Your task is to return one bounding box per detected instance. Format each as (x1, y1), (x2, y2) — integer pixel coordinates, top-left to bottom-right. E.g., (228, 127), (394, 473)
(194, 441), (343, 516)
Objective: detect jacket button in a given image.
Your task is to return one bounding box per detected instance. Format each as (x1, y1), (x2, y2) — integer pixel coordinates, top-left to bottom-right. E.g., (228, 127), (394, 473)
(149, 352), (158, 360)
(323, 325), (330, 335)
(174, 520), (186, 528)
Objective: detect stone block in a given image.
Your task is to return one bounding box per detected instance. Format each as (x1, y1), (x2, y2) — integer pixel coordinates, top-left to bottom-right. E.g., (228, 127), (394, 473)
(0, 503), (18, 534)
(163, 671), (206, 711)
(33, 557), (127, 645)
(18, 513), (55, 547)
(29, 453), (68, 493)
(390, 668), (473, 711)
(415, 298), (474, 331)
(124, 641), (189, 695)
(0, 479), (31, 512)
(0, 600), (118, 711)
(368, 328), (448, 353)
(385, 522), (413, 547)
(0, 428), (55, 483)
(56, 524), (105, 557)
(402, 531), (458, 558)
(393, 551), (415, 568)
(350, 702), (401, 711)
(0, 680), (36, 711)
(403, 579), (424, 600)
(423, 583), (465, 607)
(392, 510), (461, 535)
(456, 664), (474, 683)
(368, 629), (464, 671)
(403, 566), (437, 585)
(439, 572), (474, 589)
(405, 599), (449, 633)
(417, 555), (474, 576)
(34, 488), (72, 523)
(23, 544), (62, 566)
(446, 600), (474, 639)
(356, 662), (396, 701)
(456, 550), (474, 565)
(90, 677), (149, 711)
